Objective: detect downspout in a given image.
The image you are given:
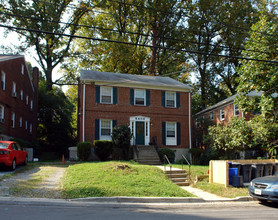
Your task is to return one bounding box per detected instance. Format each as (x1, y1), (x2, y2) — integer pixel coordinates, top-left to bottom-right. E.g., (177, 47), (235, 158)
(82, 83), (86, 142)
(188, 92), (192, 163)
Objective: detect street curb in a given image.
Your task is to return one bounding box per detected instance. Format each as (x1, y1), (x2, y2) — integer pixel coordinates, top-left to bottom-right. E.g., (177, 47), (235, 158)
(70, 196), (205, 203)
(0, 196), (256, 205)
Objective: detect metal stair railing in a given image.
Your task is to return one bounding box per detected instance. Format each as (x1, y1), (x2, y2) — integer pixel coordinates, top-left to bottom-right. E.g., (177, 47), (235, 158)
(163, 154), (172, 177)
(181, 155), (191, 182)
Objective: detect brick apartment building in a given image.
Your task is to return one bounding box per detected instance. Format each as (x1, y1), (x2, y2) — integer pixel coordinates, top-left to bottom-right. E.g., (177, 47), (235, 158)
(193, 92), (261, 148)
(78, 70), (192, 160)
(0, 55), (38, 142)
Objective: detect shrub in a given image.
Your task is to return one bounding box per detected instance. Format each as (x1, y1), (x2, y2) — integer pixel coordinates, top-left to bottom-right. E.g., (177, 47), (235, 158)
(112, 124), (132, 160)
(160, 148), (175, 163)
(77, 142), (92, 161)
(94, 140), (113, 161)
(189, 148), (203, 164)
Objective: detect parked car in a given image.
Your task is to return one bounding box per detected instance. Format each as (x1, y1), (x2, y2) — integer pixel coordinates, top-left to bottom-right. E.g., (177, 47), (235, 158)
(249, 174), (278, 202)
(0, 141), (28, 170)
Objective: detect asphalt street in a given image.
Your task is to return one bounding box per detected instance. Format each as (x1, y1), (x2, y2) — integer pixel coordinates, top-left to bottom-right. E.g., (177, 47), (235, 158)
(0, 199), (278, 220)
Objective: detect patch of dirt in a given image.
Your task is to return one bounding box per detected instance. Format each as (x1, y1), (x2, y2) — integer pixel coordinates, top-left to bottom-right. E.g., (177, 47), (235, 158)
(0, 166), (67, 198)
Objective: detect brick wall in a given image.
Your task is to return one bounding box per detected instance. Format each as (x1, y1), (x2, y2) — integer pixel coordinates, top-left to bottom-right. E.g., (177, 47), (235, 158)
(78, 84), (191, 150)
(0, 56), (38, 142)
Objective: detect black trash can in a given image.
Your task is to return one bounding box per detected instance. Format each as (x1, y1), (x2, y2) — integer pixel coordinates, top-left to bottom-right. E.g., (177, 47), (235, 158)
(264, 163), (273, 176)
(252, 164), (264, 179)
(232, 175), (243, 187)
(230, 163), (241, 175)
(273, 163), (278, 175)
(241, 164), (252, 183)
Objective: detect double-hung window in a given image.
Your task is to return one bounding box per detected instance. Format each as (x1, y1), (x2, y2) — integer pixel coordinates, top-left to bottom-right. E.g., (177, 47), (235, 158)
(135, 89), (145, 106)
(19, 117), (22, 128)
(12, 82), (17, 97)
(11, 112), (15, 128)
(234, 104), (239, 116)
(0, 105), (4, 122)
(20, 90), (24, 101)
(166, 92), (176, 107)
(21, 64), (24, 75)
(1, 72), (6, 90)
(100, 119), (112, 140)
(101, 86), (112, 104)
(220, 108), (225, 121)
(30, 100), (33, 111)
(166, 122), (176, 146)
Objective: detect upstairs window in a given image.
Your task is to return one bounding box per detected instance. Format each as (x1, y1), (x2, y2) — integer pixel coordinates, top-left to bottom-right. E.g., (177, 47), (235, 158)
(20, 90), (24, 101)
(234, 104), (239, 116)
(220, 108), (225, 121)
(166, 92), (176, 107)
(162, 91), (180, 108)
(26, 95), (29, 105)
(101, 86), (112, 104)
(21, 64), (24, 75)
(30, 123), (33, 134)
(1, 72), (6, 90)
(12, 82), (17, 98)
(19, 117), (22, 128)
(25, 120), (28, 130)
(134, 89), (145, 106)
(30, 100), (33, 111)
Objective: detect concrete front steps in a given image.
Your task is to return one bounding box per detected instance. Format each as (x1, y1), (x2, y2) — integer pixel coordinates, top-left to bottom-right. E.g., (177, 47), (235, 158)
(135, 145), (162, 165)
(164, 168), (190, 186)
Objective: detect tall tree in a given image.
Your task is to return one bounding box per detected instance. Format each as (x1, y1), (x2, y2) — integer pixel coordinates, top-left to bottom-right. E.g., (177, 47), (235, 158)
(62, 0), (187, 78)
(0, 0), (92, 90)
(236, 14), (278, 120)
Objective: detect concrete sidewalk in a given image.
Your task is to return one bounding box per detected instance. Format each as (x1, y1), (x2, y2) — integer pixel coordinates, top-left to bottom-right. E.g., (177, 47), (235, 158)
(156, 165), (253, 202)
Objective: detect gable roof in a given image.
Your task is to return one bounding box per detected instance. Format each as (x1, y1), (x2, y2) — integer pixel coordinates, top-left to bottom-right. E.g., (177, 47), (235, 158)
(194, 91), (263, 116)
(80, 70), (192, 92)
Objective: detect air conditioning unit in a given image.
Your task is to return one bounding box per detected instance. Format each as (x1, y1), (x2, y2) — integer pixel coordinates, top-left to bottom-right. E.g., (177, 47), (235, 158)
(12, 92), (17, 98)
(0, 118), (4, 123)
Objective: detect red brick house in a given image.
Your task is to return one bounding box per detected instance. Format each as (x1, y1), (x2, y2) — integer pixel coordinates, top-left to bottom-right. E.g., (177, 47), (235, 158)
(193, 92), (261, 148)
(0, 55), (38, 142)
(78, 70), (192, 161)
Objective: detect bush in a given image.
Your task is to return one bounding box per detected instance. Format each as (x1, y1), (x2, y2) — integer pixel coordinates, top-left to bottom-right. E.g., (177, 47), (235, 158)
(189, 148), (203, 164)
(112, 125), (132, 160)
(94, 140), (113, 161)
(160, 148), (175, 163)
(199, 148), (219, 165)
(77, 142), (92, 161)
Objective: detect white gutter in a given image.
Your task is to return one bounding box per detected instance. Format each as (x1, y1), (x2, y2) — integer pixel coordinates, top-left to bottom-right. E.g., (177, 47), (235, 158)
(82, 83), (86, 142)
(189, 92), (192, 163)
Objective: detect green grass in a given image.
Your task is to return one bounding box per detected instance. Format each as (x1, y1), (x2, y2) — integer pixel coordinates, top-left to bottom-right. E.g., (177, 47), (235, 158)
(194, 182), (249, 198)
(62, 161), (195, 198)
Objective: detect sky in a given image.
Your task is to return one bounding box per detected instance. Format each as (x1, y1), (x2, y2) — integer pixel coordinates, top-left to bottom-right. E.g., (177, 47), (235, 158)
(0, 28), (63, 84)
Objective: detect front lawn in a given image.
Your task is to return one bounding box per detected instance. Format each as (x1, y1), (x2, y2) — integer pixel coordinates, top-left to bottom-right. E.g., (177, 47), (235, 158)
(62, 161), (195, 198)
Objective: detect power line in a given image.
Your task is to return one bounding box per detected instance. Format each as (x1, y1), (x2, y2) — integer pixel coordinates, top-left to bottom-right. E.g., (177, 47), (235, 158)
(1, 10), (276, 56)
(35, 0), (278, 38)
(0, 23), (277, 64)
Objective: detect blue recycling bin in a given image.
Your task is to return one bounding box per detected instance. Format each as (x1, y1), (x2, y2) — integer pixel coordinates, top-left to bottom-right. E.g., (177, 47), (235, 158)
(229, 168), (238, 185)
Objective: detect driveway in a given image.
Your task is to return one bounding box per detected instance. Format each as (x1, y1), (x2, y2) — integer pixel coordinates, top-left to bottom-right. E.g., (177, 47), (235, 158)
(0, 165), (66, 198)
